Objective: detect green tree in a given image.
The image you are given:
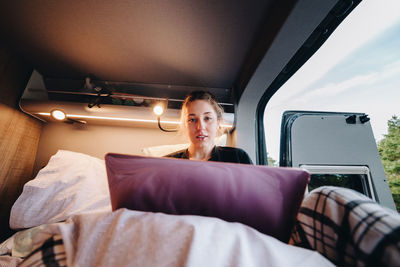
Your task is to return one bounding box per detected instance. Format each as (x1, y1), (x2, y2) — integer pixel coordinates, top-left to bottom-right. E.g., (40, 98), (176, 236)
(267, 156), (278, 166)
(378, 115), (400, 212)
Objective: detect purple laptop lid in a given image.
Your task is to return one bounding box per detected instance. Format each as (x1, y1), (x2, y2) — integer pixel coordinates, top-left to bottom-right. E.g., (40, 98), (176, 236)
(105, 153), (309, 243)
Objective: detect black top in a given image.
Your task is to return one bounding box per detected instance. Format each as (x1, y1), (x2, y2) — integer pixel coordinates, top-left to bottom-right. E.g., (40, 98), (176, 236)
(166, 146), (253, 164)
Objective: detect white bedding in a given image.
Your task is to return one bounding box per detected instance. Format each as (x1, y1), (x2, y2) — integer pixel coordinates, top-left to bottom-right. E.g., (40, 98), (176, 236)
(3, 150), (334, 266)
(2, 209), (333, 267)
(10, 150), (111, 229)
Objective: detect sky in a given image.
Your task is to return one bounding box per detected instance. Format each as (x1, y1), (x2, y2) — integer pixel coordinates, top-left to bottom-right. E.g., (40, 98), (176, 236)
(264, 0), (400, 162)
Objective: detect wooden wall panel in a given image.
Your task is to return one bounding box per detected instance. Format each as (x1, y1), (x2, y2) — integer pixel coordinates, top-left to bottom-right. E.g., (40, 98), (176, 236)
(0, 42), (41, 242)
(0, 104), (42, 233)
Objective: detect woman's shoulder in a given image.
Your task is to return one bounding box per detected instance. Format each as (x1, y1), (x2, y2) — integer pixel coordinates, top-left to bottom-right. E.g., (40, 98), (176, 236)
(165, 149), (188, 159)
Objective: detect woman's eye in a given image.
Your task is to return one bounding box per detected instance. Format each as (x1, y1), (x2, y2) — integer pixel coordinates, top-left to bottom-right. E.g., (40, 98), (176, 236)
(188, 118), (196, 123)
(204, 117), (212, 121)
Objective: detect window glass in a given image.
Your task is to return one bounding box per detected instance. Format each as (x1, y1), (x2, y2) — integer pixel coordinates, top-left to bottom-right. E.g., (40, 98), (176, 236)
(308, 174), (369, 196)
(264, 0), (400, 210)
(264, 0), (400, 165)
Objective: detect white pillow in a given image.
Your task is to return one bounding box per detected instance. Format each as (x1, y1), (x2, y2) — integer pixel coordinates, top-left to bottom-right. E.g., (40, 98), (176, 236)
(142, 134), (228, 157)
(141, 143), (189, 157)
(10, 150), (111, 229)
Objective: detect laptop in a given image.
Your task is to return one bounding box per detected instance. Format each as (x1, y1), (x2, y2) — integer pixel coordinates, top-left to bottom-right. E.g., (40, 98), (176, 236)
(105, 153), (309, 243)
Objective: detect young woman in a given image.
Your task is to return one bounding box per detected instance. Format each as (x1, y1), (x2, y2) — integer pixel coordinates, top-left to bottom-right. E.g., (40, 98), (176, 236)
(167, 91), (252, 164)
(168, 91), (399, 266)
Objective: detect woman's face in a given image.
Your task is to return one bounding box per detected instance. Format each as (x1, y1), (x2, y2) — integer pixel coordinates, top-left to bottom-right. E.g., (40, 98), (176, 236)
(185, 100), (220, 149)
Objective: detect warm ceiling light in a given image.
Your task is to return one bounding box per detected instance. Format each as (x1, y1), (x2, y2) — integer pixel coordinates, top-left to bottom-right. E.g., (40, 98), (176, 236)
(153, 104), (164, 116)
(36, 112), (233, 128)
(51, 109), (66, 120)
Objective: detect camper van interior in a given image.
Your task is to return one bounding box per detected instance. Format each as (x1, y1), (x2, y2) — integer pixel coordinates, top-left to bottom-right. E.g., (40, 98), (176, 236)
(1, 0), (399, 266)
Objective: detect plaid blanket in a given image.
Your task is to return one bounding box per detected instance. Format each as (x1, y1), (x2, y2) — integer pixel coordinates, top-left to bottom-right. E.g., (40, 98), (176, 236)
(18, 234), (66, 267)
(291, 186), (400, 266)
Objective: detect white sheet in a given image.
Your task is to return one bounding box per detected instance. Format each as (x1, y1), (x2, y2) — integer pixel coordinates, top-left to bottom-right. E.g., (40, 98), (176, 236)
(57, 209), (333, 267)
(2, 209), (333, 266)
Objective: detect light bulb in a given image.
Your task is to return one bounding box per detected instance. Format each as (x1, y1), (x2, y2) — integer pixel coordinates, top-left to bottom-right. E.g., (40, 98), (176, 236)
(153, 104), (164, 116)
(51, 109), (66, 120)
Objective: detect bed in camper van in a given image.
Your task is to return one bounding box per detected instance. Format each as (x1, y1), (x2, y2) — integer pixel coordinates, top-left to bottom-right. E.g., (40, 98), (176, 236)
(1, 0), (399, 266)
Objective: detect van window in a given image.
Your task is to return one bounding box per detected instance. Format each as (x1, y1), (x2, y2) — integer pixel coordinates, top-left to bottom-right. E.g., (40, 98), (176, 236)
(263, 1), (400, 202)
(301, 165), (375, 200)
(264, 0), (400, 164)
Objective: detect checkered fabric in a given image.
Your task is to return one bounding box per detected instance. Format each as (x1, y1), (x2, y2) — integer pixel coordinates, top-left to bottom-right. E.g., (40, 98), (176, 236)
(291, 186), (400, 267)
(19, 234), (66, 267)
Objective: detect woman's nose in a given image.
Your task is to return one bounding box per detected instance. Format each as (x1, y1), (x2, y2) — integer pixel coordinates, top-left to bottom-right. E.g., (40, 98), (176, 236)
(196, 120), (205, 130)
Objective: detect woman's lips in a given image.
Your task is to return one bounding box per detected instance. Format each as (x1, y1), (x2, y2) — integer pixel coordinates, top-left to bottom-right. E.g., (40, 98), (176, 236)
(196, 135), (208, 141)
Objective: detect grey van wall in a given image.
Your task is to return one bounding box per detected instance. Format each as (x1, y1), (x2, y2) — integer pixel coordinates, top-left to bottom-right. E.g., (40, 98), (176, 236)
(34, 122), (188, 175)
(0, 43), (42, 241)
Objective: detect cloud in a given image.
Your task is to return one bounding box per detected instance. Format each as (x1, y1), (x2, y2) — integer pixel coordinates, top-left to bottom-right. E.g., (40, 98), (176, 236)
(289, 59), (400, 105)
(269, 57), (400, 110)
(307, 73), (378, 97)
(269, 1), (400, 106)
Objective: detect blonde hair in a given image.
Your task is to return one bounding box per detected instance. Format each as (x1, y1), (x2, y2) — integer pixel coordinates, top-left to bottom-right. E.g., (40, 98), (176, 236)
(179, 91), (224, 134)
